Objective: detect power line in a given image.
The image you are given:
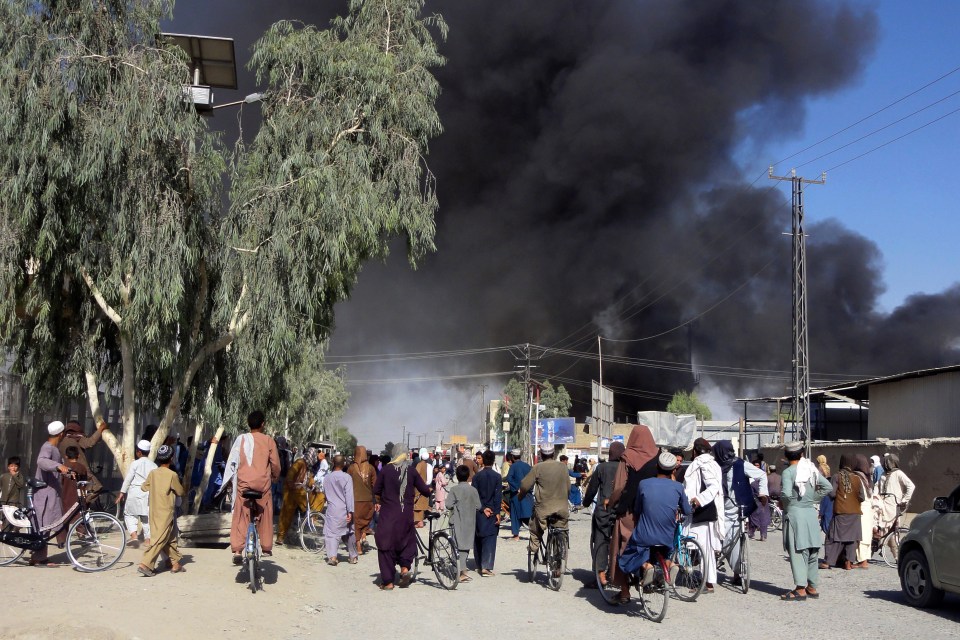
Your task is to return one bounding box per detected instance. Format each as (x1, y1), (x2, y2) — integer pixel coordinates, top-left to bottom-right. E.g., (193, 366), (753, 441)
(771, 63), (960, 168)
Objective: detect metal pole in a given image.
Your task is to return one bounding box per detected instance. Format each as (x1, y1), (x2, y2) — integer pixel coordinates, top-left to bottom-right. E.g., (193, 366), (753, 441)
(479, 384), (488, 444)
(597, 336), (603, 460)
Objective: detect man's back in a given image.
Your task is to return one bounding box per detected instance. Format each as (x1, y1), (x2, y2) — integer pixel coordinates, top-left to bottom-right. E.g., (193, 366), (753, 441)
(237, 431), (280, 493)
(523, 459), (569, 515)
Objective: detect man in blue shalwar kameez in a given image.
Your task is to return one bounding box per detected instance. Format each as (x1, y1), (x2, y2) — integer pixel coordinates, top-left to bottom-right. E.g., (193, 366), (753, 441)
(504, 450), (532, 540)
(619, 451), (692, 586)
(472, 450), (503, 575)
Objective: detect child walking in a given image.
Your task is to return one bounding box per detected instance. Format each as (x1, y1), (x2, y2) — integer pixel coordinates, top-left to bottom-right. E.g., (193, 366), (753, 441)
(138, 445), (185, 576)
(117, 440), (156, 547)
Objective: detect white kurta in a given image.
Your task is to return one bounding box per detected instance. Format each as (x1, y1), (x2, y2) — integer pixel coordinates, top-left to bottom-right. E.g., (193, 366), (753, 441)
(121, 457), (157, 517)
(683, 454), (726, 584)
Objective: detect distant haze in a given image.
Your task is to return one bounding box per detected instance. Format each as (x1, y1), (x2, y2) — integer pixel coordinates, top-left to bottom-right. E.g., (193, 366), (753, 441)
(170, 1), (960, 449)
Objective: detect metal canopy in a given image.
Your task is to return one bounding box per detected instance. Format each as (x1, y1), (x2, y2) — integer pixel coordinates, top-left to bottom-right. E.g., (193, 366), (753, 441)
(161, 33), (238, 90)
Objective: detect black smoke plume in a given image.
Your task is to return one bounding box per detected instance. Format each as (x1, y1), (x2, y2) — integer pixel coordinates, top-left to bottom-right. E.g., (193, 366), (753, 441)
(170, 1), (960, 444)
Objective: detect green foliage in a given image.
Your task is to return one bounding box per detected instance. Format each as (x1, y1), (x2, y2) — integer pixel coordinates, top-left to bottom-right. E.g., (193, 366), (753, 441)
(0, 0), (445, 467)
(328, 426), (358, 455)
(276, 347), (349, 447)
(495, 378), (529, 450)
(220, 2), (446, 401)
(539, 381), (572, 419)
(0, 0), (224, 412)
(666, 390), (713, 420)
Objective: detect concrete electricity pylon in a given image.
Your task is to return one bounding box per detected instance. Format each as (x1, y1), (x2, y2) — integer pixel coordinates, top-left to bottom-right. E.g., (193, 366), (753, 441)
(769, 167), (825, 457)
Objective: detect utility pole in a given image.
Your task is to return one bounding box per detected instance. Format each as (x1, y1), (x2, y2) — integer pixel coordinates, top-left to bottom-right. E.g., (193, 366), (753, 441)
(769, 166), (825, 459)
(479, 384), (488, 445)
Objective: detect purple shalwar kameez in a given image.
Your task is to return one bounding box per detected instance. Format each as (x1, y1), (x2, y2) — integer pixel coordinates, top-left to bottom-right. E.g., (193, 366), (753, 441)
(33, 442), (65, 563)
(373, 461), (431, 586)
(323, 470), (357, 560)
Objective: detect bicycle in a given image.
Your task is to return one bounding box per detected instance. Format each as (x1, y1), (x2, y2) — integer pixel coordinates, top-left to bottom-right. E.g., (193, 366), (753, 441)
(297, 485), (326, 554)
(409, 510), (460, 590)
(622, 545), (672, 623)
(528, 514), (568, 591)
(239, 489), (263, 593)
(592, 529), (621, 605)
(0, 478), (126, 571)
(769, 501), (783, 532)
(670, 520), (706, 601)
(717, 504), (750, 594)
(872, 496), (909, 568)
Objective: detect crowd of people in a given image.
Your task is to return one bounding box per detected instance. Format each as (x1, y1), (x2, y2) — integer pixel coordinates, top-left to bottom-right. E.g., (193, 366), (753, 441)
(0, 415), (917, 601)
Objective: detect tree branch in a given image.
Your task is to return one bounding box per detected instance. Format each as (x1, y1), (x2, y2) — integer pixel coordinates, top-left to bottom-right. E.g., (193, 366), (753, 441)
(79, 268), (122, 325)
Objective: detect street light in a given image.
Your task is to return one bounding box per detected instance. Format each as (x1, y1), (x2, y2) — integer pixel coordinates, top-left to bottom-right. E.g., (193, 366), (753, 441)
(210, 92), (264, 110)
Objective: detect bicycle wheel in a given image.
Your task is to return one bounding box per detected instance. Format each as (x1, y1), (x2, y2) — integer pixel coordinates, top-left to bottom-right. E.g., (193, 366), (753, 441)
(639, 568), (668, 623)
(298, 512), (325, 553)
(546, 531), (566, 591)
(592, 538), (620, 605)
(527, 547), (537, 583)
(429, 531), (459, 590)
(881, 527), (909, 568)
(66, 512), (125, 572)
(670, 537), (706, 602)
(0, 522), (29, 567)
(249, 555), (259, 593)
(771, 506), (782, 531)
(738, 534), (750, 594)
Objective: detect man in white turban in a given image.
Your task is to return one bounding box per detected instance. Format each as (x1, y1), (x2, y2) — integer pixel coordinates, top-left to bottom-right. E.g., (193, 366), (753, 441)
(31, 421), (72, 565)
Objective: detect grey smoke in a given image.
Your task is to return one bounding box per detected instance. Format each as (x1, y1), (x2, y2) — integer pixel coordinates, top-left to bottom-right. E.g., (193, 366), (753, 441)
(169, 2), (960, 445)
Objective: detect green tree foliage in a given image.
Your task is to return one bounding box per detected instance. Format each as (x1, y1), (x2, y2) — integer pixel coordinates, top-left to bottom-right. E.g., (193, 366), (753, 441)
(666, 390), (713, 420)
(276, 347), (349, 448)
(494, 378), (529, 451)
(328, 427), (358, 455)
(0, 0), (445, 473)
(539, 381), (572, 418)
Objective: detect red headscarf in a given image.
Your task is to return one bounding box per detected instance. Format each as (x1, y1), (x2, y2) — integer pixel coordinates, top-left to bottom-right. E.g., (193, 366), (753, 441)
(621, 424), (658, 472)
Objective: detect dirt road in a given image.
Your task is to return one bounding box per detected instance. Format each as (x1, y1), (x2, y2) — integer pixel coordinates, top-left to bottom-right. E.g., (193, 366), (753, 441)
(2, 513), (957, 639)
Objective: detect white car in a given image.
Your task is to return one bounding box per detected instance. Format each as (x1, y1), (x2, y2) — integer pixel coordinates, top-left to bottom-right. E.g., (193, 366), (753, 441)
(898, 483), (960, 608)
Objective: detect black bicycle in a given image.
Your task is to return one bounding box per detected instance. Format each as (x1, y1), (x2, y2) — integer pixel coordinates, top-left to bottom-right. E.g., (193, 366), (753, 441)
(0, 478), (126, 571)
(410, 511), (460, 590)
(528, 514), (568, 591)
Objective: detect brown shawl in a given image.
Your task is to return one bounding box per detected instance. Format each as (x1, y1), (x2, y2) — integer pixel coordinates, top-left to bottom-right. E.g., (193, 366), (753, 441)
(348, 446), (377, 503)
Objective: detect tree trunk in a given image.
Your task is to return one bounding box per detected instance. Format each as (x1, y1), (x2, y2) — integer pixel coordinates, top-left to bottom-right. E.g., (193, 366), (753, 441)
(193, 425), (225, 514)
(119, 331), (137, 470)
(84, 369), (131, 475)
(181, 420), (204, 514)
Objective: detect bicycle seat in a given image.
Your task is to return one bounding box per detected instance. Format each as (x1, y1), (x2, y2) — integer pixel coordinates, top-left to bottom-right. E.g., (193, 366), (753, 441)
(242, 490), (263, 500)
(546, 515), (562, 525)
(26, 478), (47, 490)
(424, 511), (441, 521)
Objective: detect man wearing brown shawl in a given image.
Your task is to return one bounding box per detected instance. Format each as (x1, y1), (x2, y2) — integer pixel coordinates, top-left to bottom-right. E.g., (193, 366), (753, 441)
(606, 424), (659, 603)
(583, 440), (625, 586)
(853, 454), (875, 568)
(821, 454), (865, 570)
(348, 445), (377, 553)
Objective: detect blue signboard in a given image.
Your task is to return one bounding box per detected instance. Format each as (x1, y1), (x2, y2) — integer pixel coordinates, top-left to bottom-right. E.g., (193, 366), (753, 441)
(531, 417), (576, 445)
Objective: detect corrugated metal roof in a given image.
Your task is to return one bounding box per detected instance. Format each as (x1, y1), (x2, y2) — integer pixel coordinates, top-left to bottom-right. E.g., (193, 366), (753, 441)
(736, 363), (960, 403)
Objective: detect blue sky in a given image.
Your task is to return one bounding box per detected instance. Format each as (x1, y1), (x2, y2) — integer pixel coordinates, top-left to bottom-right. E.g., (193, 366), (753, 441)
(752, 2), (960, 313)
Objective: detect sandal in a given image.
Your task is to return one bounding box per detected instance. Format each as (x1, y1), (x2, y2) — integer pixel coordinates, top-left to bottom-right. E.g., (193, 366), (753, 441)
(398, 571), (412, 587)
(137, 564), (156, 578)
(806, 587), (820, 599)
(380, 583), (394, 591)
(617, 593), (631, 605)
(170, 563), (185, 573)
(459, 574), (472, 583)
(780, 589), (807, 601)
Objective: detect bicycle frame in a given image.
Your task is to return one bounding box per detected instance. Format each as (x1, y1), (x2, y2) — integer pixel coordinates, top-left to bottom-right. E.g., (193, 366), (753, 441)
(0, 483), (86, 551)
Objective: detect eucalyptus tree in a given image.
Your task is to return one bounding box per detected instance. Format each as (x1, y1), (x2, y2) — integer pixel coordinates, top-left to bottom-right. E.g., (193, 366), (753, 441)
(0, 0), (446, 474)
